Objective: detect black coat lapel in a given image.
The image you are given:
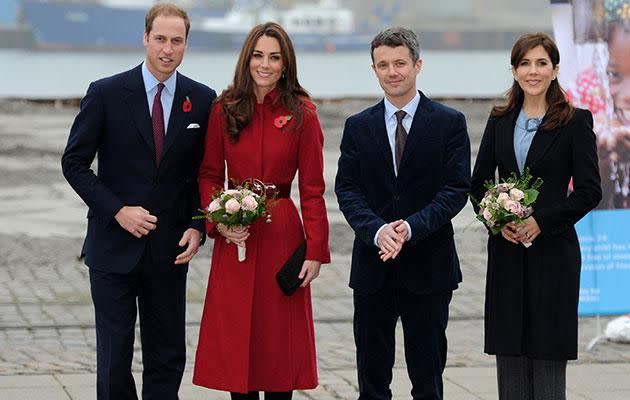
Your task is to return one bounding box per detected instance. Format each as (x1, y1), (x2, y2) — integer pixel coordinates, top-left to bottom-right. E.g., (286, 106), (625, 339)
(163, 72), (190, 160)
(124, 66), (155, 156)
(524, 119), (561, 171)
(496, 108), (520, 175)
(368, 101), (396, 180)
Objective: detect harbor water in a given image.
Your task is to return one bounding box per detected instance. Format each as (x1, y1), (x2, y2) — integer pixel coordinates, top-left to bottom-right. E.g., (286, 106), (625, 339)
(1, 49), (512, 99)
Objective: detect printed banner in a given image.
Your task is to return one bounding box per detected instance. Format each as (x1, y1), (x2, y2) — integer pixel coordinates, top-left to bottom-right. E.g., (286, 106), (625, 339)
(551, 0), (630, 315)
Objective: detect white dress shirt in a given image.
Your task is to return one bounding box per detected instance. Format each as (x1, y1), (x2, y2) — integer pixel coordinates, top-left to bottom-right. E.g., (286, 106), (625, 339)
(373, 92), (421, 247)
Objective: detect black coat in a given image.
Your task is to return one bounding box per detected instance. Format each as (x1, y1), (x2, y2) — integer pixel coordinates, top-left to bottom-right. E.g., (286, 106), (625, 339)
(470, 107), (601, 360)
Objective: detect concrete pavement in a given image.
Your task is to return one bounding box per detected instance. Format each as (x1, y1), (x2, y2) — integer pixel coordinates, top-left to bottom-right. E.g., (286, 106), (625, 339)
(1, 99), (629, 399)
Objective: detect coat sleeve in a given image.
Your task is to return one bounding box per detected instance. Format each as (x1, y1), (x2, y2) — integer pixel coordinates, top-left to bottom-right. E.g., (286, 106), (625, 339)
(334, 117), (387, 247)
(406, 111), (471, 243)
(297, 103), (331, 263)
(190, 88), (217, 236)
(198, 103), (226, 238)
(533, 110), (602, 234)
(61, 82), (124, 221)
(470, 116), (497, 214)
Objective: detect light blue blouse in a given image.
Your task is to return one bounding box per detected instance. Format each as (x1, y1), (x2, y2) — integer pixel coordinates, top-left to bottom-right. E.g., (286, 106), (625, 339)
(514, 109), (543, 173)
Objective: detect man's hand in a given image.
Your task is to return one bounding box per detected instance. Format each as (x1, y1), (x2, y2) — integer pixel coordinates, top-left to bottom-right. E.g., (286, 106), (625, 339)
(175, 228), (202, 265)
(114, 206), (157, 238)
(394, 221), (410, 242)
(377, 220), (406, 261)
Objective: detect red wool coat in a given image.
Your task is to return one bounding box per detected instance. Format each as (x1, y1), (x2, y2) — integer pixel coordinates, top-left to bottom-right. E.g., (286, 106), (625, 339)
(192, 89), (330, 393)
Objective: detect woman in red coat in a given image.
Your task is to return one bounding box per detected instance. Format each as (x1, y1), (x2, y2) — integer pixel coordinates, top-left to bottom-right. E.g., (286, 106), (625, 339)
(193, 22), (330, 400)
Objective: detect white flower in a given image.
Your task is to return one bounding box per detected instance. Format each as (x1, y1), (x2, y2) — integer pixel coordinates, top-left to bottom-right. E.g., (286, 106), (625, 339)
(207, 198), (221, 213)
(509, 188), (525, 201)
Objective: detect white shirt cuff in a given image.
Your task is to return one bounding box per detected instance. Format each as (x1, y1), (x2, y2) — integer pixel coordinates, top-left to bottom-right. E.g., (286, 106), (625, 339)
(404, 221), (412, 241)
(374, 224), (388, 247)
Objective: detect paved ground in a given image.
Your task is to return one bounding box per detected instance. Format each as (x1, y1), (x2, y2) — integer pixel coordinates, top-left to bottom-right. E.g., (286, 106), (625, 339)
(1, 98), (629, 399)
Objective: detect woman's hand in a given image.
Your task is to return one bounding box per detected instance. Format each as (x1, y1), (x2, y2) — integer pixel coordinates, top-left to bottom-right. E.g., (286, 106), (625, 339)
(515, 216), (541, 243)
(216, 224), (250, 247)
(299, 260), (321, 287)
(500, 222), (521, 244)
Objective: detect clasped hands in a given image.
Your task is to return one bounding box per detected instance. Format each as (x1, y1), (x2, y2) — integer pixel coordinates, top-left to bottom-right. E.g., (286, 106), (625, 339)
(500, 216), (541, 245)
(114, 205), (201, 265)
(216, 223), (321, 286)
(377, 219), (409, 262)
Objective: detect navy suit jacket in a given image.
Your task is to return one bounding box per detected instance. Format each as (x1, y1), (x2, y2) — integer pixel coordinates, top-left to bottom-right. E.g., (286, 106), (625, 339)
(62, 64), (216, 273)
(335, 91), (471, 294)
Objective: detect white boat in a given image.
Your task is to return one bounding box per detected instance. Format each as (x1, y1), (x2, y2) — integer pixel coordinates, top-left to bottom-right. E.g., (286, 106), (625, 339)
(188, 0), (370, 52)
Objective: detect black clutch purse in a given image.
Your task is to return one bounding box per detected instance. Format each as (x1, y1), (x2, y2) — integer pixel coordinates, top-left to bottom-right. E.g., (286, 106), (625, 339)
(275, 241), (306, 296)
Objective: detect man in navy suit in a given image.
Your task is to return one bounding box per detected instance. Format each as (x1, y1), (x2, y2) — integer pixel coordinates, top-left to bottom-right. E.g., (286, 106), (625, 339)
(61, 3), (216, 399)
(335, 27), (471, 399)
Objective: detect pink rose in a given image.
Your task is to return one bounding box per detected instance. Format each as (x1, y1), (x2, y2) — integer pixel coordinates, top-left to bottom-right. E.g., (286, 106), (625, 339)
(225, 198), (241, 214)
(509, 188), (524, 201)
(503, 199), (522, 214)
(241, 195), (258, 211)
(208, 198), (221, 213)
(497, 192), (509, 206)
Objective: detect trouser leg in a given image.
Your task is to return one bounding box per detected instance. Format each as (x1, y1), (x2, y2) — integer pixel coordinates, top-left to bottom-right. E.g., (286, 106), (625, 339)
(353, 276), (398, 400)
(89, 268), (140, 400)
(138, 249), (188, 400)
(399, 290), (452, 400)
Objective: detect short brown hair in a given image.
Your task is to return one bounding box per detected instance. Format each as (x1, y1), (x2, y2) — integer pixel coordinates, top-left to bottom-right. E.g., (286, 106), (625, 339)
(370, 27), (420, 63)
(145, 3), (190, 39)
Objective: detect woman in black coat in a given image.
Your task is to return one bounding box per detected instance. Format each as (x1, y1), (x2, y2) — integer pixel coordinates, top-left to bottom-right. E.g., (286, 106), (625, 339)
(470, 33), (602, 399)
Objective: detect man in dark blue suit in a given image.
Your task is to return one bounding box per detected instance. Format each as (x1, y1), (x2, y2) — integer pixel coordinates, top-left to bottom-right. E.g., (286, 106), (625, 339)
(335, 27), (471, 400)
(61, 3), (216, 399)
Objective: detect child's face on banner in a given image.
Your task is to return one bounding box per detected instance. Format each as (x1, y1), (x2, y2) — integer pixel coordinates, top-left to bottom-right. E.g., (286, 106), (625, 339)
(607, 25), (630, 124)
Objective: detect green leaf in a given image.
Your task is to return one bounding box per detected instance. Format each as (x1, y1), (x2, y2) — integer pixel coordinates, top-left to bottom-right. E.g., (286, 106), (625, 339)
(523, 189), (539, 206)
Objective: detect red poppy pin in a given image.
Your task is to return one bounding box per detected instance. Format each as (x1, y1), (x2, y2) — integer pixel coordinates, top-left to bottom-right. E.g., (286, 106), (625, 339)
(274, 115), (292, 129)
(182, 96), (192, 113)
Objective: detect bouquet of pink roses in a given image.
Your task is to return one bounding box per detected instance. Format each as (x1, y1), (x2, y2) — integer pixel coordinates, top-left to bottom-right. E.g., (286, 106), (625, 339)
(196, 179), (275, 262)
(476, 169), (543, 246)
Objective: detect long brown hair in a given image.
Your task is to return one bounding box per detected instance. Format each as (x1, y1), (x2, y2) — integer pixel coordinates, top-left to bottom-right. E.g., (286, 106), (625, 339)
(217, 22), (310, 142)
(492, 32), (574, 130)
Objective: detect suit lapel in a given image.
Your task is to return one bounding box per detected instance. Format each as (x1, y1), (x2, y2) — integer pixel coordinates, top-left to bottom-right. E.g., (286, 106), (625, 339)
(163, 72), (190, 160)
(368, 101), (396, 180)
(399, 92), (430, 171)
(124, 66), (155, 156)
